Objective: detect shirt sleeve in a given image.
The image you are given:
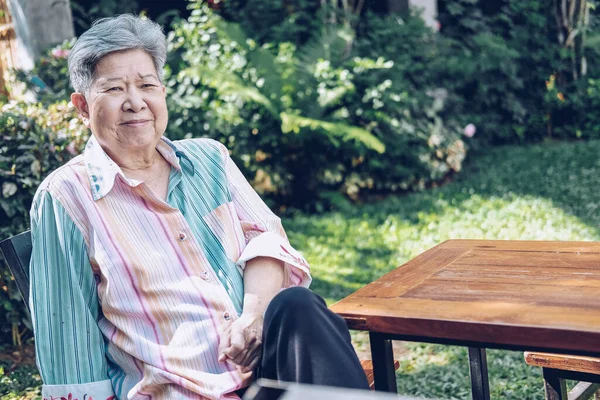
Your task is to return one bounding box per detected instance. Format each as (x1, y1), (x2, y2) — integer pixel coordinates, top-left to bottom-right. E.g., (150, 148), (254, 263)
(29, 190), (115, 400)
(221, 146), (311, 289)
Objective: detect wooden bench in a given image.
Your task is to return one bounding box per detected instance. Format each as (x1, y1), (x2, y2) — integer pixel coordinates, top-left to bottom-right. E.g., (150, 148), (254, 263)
(525, 352), (600, 400)
(361, 360), (400, 390)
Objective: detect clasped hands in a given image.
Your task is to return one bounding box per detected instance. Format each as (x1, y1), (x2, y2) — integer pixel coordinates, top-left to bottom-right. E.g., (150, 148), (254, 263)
(218, 311), (263, 373)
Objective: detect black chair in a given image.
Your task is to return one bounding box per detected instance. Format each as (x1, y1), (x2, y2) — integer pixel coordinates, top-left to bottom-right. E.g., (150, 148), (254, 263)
(0, 230), (32, 313)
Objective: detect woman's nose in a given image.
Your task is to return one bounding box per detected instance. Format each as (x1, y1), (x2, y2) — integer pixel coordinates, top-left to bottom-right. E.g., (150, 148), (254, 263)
(122, 88), (146, 112)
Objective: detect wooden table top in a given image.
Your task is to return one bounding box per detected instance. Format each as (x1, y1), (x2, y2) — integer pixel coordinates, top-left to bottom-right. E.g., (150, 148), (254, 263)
(329, 240), (600, 357)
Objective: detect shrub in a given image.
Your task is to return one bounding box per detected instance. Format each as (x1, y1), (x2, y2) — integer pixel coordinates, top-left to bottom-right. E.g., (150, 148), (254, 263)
(166, 2), (467, 209)
(13, 40), (74, 105)
(219, 0), (322, 45)
(351, 13), (467, 192)
(435, 0), (600, 142)
(0, 101), (88, 346)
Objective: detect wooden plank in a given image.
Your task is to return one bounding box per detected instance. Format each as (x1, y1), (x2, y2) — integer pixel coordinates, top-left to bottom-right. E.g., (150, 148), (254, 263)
(402, 280), (600, 309)
(361, 360), (376, 390)
(360, 360), (400, 390)
(436, 265), (600, 287)
(525, 352), (600, 375)
(337, 245), (470, 299)
(331, 297), (600, 334)
(330, 297), (600, 356)
(456, 249), (600, 269)
(331, 297), (600, 332)
(439, 240), (600, 253)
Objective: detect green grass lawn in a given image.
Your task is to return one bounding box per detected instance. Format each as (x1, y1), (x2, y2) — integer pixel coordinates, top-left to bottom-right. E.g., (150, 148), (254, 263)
(285, 139), (600, 400)
(4, 139), (600, 399)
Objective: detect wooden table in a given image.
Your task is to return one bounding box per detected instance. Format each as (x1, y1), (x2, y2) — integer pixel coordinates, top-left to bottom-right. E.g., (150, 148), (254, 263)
(329, 240), (600, 400)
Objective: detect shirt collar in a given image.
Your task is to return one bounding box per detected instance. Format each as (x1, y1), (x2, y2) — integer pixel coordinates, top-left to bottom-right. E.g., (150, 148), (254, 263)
(84, 135), (187, 201)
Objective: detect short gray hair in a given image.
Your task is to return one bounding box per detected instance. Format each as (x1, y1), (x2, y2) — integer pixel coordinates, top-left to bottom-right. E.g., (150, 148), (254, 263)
(68, 14), (167, 94)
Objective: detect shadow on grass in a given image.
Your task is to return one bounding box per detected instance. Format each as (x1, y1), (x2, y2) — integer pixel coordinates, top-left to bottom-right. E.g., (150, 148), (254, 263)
(370, 139), (600, 236)
(368, 140), (600, 239)
(444, 140), (600, 237)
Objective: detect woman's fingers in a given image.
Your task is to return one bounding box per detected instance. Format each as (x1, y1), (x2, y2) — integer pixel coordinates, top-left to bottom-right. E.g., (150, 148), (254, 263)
(217, 325), (232, 363)
(218, 312), (264, 370)
(239, 345), (262, 372)
(238, 326), (262, 365)
(224, 325), (247, 363)
(238, 329), (262, 367)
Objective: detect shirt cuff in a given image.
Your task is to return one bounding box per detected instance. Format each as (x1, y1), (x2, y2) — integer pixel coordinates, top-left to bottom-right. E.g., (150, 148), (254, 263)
(237, 231), (311, 288)
(42, 379), (115, 400)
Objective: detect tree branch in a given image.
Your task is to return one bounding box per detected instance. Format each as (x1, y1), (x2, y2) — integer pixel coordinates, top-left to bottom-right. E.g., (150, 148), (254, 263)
(355, 0), (366, 16)
(561, 0), (569, 29)
(554, 0), (565, 44)
(568, 0), (577, 29)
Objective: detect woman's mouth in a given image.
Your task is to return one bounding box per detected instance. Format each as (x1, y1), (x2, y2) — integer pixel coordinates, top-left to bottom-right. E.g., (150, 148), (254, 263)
(121, 119), (150, 127)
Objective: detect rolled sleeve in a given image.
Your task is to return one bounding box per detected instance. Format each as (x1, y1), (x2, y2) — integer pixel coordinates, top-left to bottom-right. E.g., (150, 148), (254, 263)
(237, 231), (311, 287)
(219, 142), (311, 288)
(42, 380), (115, 400)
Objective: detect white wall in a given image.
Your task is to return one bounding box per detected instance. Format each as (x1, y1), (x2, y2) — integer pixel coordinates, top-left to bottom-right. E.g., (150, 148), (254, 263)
(409, 0), (438, 29)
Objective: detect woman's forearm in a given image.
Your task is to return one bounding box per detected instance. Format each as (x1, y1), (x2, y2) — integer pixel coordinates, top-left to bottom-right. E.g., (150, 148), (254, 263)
(242, 256), (284, 316)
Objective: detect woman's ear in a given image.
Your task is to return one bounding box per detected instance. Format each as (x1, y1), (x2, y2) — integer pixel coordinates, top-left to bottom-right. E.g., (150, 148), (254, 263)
(71, 92), (90, 128)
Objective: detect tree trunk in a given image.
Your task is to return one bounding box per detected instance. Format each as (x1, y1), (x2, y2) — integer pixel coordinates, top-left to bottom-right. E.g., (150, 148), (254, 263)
(553, 0), (588, 81)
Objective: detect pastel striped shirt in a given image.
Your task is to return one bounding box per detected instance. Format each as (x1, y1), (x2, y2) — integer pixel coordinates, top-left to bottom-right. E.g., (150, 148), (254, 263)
(29, 135), (311, 400)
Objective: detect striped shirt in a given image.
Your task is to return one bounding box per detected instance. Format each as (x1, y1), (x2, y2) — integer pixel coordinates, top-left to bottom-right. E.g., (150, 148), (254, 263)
(29, 135), (311, 400)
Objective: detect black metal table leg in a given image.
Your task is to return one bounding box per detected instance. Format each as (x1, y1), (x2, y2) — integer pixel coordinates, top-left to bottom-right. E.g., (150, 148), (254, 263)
(542, 368), (568, 400)
(369, 332), (397, 392)
(468, 347), (491, 400)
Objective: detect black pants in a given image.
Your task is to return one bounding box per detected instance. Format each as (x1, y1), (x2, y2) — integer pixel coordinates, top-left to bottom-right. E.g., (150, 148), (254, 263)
(246, 287), (369, 390)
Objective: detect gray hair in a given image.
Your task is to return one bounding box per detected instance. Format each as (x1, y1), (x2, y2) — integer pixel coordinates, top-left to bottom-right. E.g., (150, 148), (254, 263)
(68, 14), (167, 94)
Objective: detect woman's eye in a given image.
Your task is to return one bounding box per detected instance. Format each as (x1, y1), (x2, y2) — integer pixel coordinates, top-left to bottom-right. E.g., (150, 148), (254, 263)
(107, 87), (122, 92)
(142, 84), (156, 89)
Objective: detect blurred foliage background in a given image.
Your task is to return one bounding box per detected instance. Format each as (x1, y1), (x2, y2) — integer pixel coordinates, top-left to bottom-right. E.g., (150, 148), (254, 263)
(2, 0), (600, 398)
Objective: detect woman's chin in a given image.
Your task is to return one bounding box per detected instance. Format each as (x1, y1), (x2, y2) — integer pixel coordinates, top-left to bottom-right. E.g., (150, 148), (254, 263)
(118, 131), (161, 150)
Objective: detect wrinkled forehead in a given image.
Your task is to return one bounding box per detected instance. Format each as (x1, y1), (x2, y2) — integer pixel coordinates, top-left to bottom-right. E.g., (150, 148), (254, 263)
(91, 49), (159, 86)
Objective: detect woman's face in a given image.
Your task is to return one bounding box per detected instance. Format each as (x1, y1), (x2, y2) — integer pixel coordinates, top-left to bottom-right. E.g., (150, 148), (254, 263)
(72, 49), (168, 159)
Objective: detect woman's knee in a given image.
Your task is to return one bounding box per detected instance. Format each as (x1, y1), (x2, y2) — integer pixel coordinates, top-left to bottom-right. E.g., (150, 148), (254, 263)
(265, 286), (324, 320)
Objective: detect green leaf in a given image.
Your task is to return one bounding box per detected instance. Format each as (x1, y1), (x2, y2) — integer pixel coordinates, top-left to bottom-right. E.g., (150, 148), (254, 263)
(280, 112), (385, 153)
(183, 66), (279, 116)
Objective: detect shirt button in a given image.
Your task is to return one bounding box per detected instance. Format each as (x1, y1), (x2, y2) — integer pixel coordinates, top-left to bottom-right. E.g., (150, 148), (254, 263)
(223, 312), (231, 321)
(178, 232), (187, 241)
(200, 271), (209, 280)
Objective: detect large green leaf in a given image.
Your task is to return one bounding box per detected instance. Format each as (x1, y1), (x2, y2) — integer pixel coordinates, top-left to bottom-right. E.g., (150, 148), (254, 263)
(280, 112), (385, 153)
(214, 19), (284, 98)
(296, 26), (352, 73)
(182, 66), (279, 116)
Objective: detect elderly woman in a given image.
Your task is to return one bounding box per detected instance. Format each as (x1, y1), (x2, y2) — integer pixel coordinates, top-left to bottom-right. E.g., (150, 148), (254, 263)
(29, 14), (368, 400)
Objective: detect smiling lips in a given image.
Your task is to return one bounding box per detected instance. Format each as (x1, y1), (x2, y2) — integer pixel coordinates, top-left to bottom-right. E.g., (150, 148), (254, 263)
(121, 119), (151, 127)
